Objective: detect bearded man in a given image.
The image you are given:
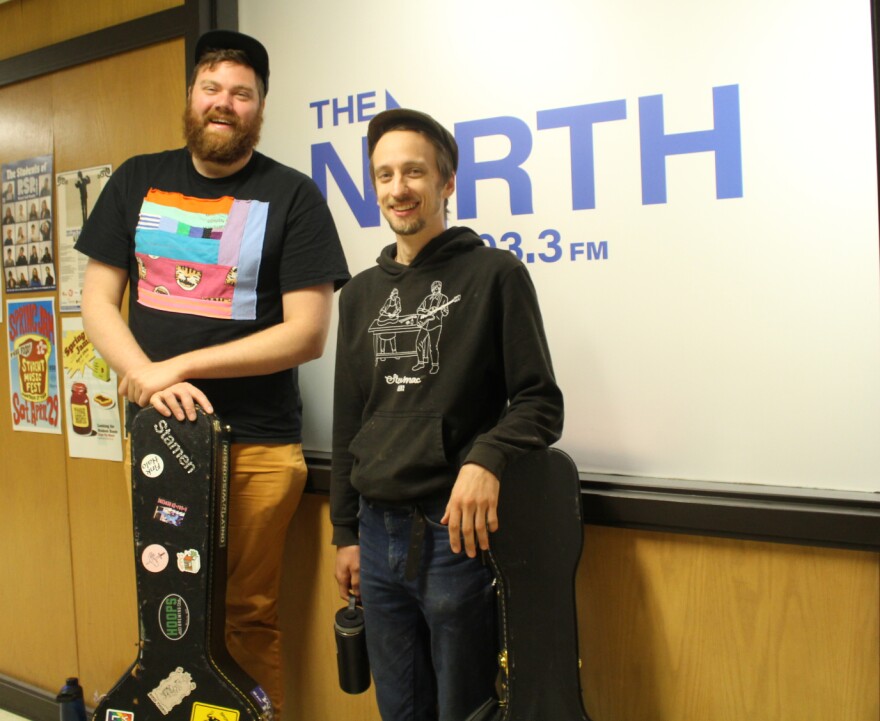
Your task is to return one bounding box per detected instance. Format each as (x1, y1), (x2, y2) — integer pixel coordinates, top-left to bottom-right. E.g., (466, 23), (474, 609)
(75, 30), (349, 719)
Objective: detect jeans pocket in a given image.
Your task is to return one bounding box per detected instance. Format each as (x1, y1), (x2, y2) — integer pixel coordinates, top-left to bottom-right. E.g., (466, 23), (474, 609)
(421, 504), (448, 531)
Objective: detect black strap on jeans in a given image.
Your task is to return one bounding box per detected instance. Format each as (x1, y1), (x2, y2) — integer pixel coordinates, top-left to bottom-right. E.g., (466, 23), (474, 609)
(404, 506), (427, 581)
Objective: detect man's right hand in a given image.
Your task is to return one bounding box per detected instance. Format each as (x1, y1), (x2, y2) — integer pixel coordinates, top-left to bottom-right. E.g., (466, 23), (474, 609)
(120, 361), (213, 421)
(335, 545), (361, 600)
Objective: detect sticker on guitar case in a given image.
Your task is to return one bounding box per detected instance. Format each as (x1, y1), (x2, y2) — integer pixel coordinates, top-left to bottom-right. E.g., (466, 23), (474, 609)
(250, 686), (273, 721)
(141, 544), (169, 573)
(105, 710), (134, 721)
(190, 702), (240, 721)
(148, 667), (196, 715)
(177, 548), (201, 574)
(141, 453), (165, 478)
(154, 498), (188, 527)
(159, 593), (190, 640)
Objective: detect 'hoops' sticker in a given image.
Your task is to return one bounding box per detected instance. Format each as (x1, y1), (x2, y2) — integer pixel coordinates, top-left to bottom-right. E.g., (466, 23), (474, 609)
(159, 594), (190, 640)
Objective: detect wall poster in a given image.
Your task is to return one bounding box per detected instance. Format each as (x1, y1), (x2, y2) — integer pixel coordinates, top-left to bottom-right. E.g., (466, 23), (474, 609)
(2, 155), (56, 309)
(60, 316), (123, 460)
(56, 164), (112, 313)
(6, 296), (61, 434)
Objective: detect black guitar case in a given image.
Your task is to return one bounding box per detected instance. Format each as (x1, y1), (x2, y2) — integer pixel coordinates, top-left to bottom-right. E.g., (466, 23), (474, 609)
(468, 448), (591, 721)
(92, 407), (272, 721)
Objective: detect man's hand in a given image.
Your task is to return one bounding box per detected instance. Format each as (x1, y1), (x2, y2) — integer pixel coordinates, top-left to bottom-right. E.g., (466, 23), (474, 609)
(441, 463), (500, 557)
(120, 361), (213, 421)
(335, 545), (361, 599)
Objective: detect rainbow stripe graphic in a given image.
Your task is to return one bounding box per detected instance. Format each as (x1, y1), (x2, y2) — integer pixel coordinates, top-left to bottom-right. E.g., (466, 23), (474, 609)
(134, 188), (267, 320)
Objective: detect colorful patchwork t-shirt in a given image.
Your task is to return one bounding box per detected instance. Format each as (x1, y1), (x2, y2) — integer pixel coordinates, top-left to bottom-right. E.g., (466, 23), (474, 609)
(75, 148), (349, 443)
(134, 189), (264, 321)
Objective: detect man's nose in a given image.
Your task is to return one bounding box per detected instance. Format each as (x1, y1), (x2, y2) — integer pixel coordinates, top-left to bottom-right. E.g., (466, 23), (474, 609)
(212, 91), (233, 110)
(390, 174), (408, 196)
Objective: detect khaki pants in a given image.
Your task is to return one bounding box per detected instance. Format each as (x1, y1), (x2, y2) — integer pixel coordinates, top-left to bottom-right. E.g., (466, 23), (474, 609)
(225, 443), (307, 720)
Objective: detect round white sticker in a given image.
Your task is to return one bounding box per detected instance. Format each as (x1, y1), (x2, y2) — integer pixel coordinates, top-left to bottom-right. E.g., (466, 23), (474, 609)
(141, 544), (169, 573)
(141, 453), (164, 478)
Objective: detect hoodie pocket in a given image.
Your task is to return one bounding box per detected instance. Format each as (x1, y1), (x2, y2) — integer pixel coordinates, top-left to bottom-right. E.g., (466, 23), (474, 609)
(349, 410), (447, 486)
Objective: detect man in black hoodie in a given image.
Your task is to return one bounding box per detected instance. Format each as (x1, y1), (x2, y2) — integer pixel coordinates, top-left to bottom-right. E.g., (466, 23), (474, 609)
(331, 109), (563, 721)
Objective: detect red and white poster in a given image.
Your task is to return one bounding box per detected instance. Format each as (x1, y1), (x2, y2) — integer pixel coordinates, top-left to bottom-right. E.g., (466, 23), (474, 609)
(6, 296), (61, 434)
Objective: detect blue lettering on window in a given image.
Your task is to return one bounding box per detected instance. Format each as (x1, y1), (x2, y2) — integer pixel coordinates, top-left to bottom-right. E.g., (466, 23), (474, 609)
(311, 137), (380, 227)
(455, 116), (534, 219)
(639, 84), (743, 205)
(333, 96), (355, 127)
(309, 99), (330, 129)
(537, 100), (627, 211)
(587, 240), (608, 260)
(357, 92), (377, 122)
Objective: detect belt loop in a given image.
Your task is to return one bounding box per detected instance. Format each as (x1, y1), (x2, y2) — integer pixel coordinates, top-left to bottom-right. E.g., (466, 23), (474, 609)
(404, 506), (427, 581)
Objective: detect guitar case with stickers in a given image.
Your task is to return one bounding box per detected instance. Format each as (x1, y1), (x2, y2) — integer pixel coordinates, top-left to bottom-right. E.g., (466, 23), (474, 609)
(92, 407), (272, 721)
(467, 448), (592, 721)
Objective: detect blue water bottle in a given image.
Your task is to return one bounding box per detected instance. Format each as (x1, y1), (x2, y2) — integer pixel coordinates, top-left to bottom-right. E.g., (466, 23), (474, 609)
(56, 677), (87, 721)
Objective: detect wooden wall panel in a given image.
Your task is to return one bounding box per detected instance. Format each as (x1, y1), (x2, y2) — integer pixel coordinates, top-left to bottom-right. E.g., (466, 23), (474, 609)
(51, 38), (186, 701)
(279, 495), (381, 721)
(0, 37), (185, 700)
(274, 498), (880, 721)
(0, 0), (183, 60)
(51, 39), (187, 172)
(579, 525), (880, 721)
(0, 72), (78, 691)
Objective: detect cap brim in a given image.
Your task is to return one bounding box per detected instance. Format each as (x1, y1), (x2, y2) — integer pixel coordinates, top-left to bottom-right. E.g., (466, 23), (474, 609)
(367, 108), (458, 171)
(194, 30), (269, 94)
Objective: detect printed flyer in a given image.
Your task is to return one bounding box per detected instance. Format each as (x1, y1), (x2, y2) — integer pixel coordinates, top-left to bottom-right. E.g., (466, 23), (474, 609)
(56, 164), (112, 313)
(61, 317), (122, 461)
(2, 155), (56, 308)
(6, 297), (61, 434)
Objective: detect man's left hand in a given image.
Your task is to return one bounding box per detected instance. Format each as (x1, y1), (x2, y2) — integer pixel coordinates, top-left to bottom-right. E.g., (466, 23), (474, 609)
(441, 463), (500, 557)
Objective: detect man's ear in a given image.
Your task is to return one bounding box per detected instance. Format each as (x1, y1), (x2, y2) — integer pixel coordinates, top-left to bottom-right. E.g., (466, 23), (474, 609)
(443, 173), (456, 199)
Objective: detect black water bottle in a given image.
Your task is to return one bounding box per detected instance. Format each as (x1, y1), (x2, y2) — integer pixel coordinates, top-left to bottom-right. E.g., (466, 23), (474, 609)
(56, 677), (87, 721)
(334, 594), (371, 694)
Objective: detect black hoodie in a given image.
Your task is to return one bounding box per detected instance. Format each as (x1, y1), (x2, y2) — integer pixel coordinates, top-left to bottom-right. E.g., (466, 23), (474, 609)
(330, 226), (563, 546)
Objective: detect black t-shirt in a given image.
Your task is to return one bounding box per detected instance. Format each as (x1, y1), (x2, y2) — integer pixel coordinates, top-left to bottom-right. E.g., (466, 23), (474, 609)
(76, 148), (349, 443)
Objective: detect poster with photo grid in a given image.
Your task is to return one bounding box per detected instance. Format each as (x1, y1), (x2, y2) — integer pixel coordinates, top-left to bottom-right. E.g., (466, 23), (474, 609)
(2, 155), (56, 311)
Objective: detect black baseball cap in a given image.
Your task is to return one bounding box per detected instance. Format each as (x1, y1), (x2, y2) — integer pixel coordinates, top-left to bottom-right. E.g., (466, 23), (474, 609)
(367, 109), (458, 172)
(194, 30), (270, 94)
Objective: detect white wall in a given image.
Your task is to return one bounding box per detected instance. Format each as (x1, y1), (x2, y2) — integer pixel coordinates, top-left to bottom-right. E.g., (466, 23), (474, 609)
(241, 0), (880, 492)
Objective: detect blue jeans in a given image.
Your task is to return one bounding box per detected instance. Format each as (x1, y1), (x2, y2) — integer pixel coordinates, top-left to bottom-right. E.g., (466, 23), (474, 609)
(358, 497), (498, 721)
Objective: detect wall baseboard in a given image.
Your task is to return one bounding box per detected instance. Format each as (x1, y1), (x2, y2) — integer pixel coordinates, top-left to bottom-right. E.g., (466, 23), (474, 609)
(305, 453), (880, 552)
(0, 674), (64, 721)
(579, 472), (880, 552)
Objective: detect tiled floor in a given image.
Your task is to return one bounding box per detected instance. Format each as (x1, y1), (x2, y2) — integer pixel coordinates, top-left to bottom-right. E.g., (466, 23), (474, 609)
(0, 710), (32, 721)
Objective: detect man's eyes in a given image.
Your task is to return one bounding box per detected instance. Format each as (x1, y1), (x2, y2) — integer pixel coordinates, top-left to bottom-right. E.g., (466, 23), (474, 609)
(377, 168), (424, 180)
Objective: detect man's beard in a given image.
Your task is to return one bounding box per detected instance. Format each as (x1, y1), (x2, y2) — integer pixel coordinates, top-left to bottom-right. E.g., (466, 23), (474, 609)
(183, 106), (263, 165)
(384, 213), (426, 237)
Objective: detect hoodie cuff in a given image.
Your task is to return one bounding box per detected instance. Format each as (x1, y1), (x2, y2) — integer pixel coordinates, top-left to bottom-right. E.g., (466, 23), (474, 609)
(332, 525), (359, 547)
(464, 442), (508, 481)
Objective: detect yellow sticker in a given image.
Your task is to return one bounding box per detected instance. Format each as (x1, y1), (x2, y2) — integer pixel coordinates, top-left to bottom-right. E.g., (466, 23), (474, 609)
(190, 703), (240, 721)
